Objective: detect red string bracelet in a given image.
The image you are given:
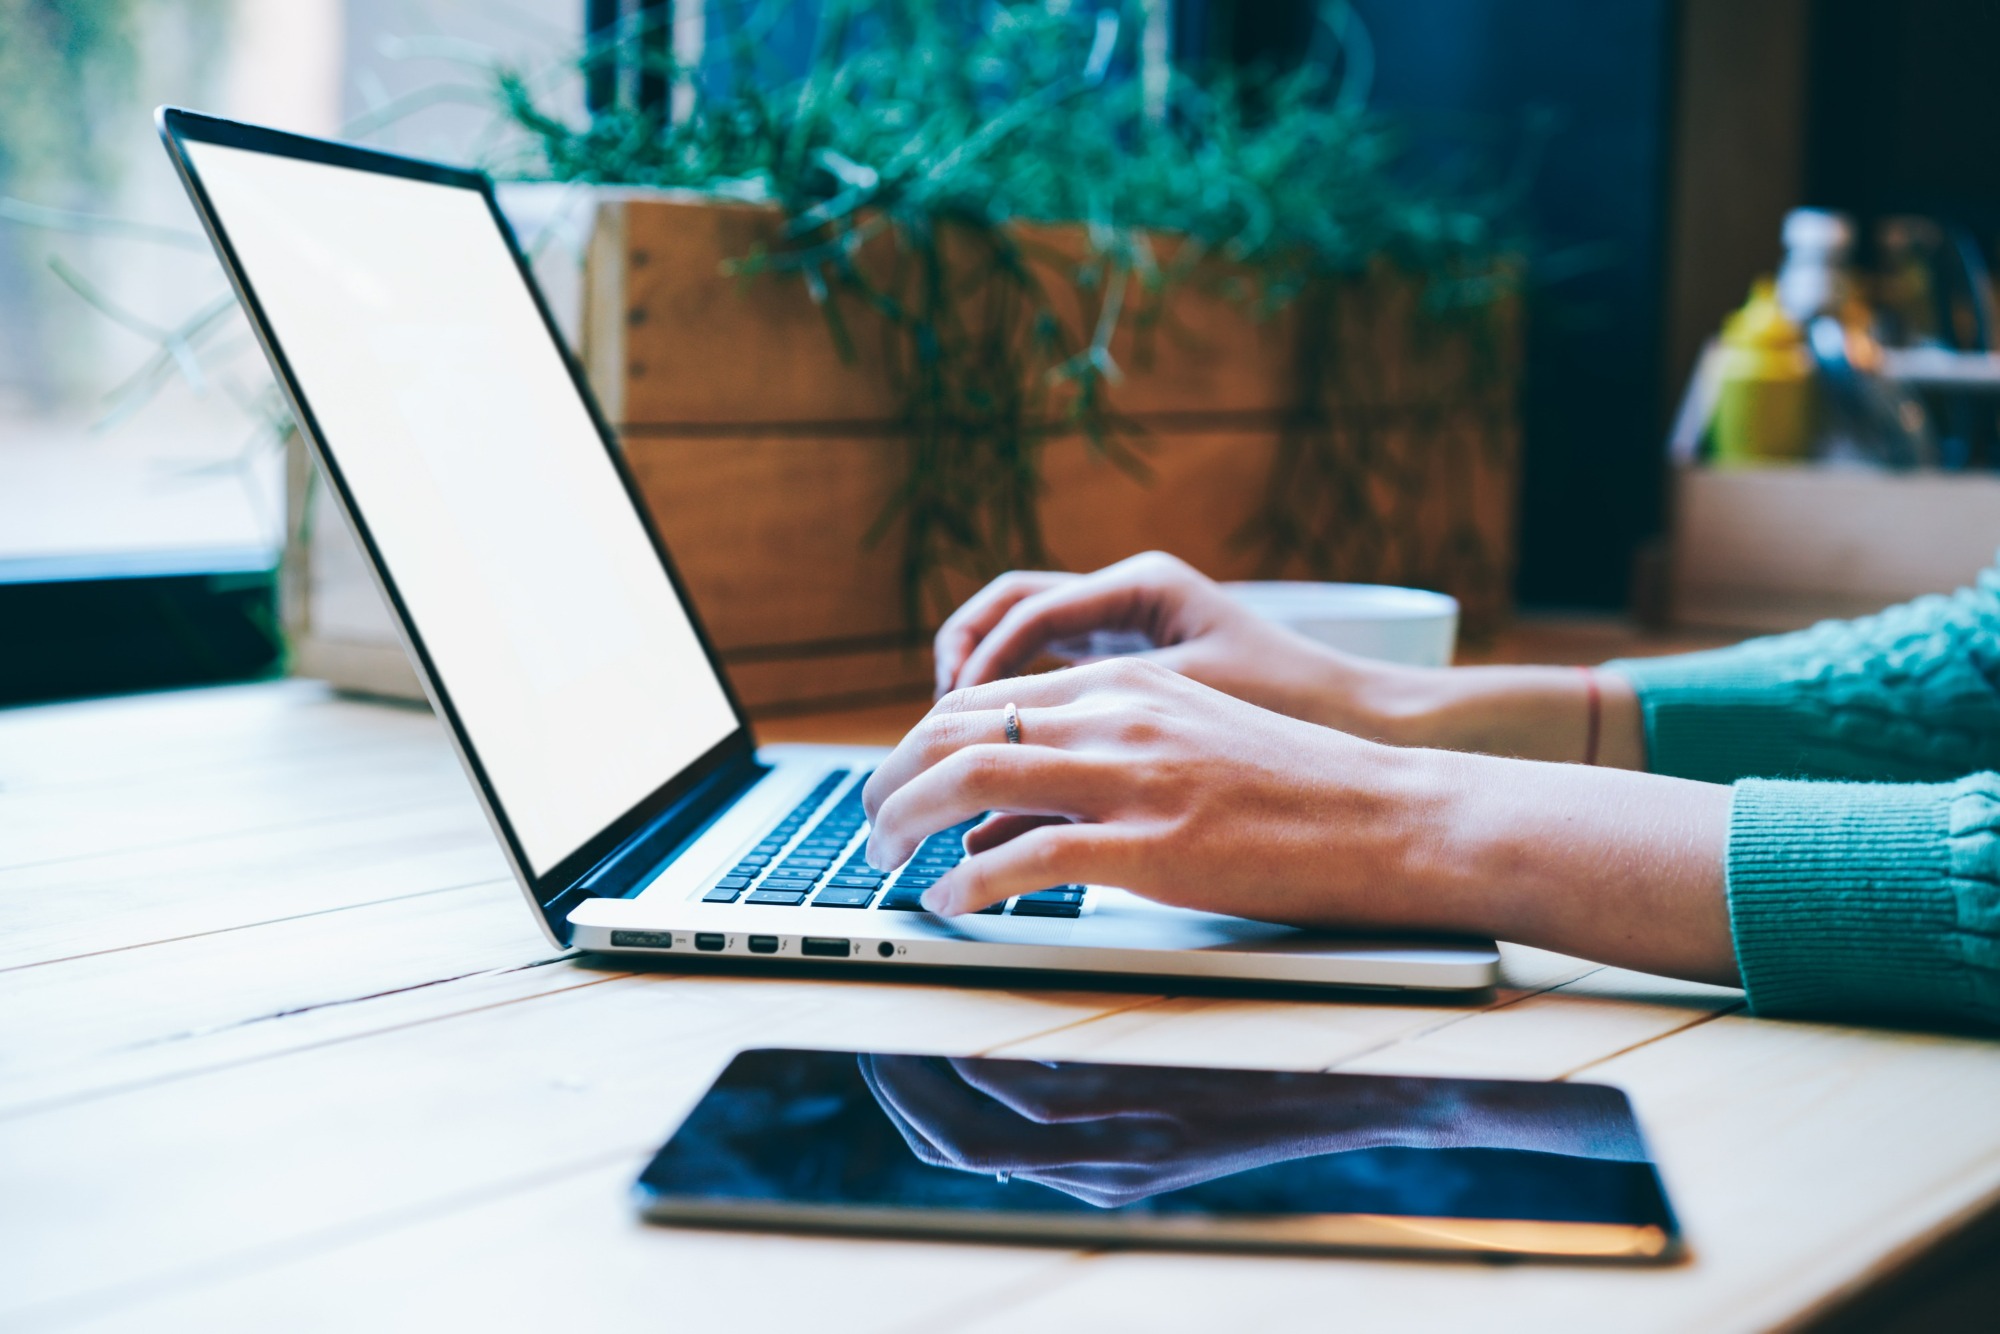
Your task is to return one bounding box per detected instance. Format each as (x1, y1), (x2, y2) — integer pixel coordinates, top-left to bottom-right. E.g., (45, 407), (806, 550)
(1577, 666), (1601, 767)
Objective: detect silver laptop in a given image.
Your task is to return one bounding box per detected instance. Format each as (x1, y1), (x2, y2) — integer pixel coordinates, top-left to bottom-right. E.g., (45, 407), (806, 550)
(159, 108), (1498, 993)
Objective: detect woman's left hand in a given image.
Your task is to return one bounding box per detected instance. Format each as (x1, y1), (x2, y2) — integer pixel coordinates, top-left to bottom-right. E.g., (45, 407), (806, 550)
(861, 658), (1452, 928)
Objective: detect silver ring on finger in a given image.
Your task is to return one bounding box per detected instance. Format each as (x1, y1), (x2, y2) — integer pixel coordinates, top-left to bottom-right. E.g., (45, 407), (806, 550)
(1003, 701), (1023, 745)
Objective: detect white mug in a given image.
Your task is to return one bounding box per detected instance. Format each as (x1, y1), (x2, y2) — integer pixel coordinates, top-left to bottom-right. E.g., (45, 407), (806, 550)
(1223, 581), (1460, 668)
(1047, 581), (1459, 668)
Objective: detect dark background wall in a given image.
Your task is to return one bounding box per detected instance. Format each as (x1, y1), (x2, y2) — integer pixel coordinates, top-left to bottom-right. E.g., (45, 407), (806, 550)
(1348, 0), (1678, 612)
(1186, 0), (1680, 611)
(1807, 0), (2000, 236)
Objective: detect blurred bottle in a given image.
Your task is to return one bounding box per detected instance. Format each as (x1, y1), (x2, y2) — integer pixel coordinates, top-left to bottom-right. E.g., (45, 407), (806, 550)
(1712, 277), (1813, 466)
(1874, 217), (1945, 348)
(1775, 209), (1857, 325)
(1872, 215), (1993, 467)
(1764, 207), (1931, 468)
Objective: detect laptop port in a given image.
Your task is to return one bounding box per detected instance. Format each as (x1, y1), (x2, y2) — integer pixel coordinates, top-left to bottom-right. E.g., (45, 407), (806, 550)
(694, 932), (726, 952)
(747, 935), (780, 955)
(876, 941), (896, 958)
(801, 937), (850, 958)
(609, 930), (673, 949)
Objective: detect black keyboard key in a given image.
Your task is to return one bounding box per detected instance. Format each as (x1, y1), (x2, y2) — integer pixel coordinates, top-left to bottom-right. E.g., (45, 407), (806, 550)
(973, 901), (1005, 915)
(1016, 887), (1085, 903)
(813, 885), (876, 908)
(746, 888), (809, 906)
(711, 876), (753, 891)
(762, 872), (820, 887)
(1011, 900), (1082, 918)
(703, 884), (747, 903)
(879, 893), (927, 911)
(828, 873), (885, 888)
(730, 861), (769, 877)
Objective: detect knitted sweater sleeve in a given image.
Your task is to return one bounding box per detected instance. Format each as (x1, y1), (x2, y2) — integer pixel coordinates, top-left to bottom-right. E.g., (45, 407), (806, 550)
(1604, 564), (2000, 784)
(1725, 775), (2000, 1026)
(1602, 565), (2000, 1026)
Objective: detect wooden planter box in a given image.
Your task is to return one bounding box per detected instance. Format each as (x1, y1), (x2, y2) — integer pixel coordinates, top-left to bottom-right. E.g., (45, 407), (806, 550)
(582, 191), (1521, 712)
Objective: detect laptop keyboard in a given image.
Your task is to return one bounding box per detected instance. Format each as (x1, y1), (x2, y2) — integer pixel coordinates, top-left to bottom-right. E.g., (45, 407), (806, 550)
(699, 769), (1084, 919)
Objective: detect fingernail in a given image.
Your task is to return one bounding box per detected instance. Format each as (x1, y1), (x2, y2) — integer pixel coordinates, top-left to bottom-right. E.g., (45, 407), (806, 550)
(920, 885), (953, 915)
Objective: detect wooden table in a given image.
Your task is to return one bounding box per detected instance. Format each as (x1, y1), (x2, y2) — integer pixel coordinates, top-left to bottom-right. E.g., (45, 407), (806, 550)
(5, 668), (1999, 1332)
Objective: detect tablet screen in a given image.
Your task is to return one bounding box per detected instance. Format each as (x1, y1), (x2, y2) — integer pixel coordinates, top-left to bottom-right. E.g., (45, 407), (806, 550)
(636, 1048), (1681, 1260)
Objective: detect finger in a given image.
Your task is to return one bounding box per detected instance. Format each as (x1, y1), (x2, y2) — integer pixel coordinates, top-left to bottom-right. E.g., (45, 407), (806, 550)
(863, 668), (1120, 821)
(866, 744), (1114, 869)
(922, 821), (1129, 916)
(964, 812), (1068, 854)
(932, 571), (1071, 697)
(952, 574), (1164, 691)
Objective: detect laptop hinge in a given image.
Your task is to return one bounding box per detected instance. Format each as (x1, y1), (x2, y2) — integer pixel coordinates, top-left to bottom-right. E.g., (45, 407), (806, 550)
(544, 753), (770, 924)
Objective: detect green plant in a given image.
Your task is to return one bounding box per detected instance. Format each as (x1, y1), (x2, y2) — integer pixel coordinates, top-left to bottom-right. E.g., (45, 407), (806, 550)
(497, 0), (1519, 631)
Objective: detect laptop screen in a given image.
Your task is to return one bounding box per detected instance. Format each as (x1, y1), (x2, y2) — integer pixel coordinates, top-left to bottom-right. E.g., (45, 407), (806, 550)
(181, 138), (739, 876)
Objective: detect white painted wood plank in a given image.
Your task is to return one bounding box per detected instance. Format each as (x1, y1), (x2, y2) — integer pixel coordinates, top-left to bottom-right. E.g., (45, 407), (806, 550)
(0, 681), (424, 792)
(0, 880), (558, 1115)
(987, 945), (1601, 1071)
(1335, 967), (1742, 1080)
(1576, 1013), (2000, 1331)
(0, 800), (506, 969)
(0, 730), (475, 872)
(0, 971), (1136, 1326)
(52, 1162), (1078, 1334)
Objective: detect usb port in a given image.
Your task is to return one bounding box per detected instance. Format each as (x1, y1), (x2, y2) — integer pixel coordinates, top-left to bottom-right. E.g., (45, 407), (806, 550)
(609, 930), (673, 949)
(747, 935), (780, 955)
(694, 932), (726, 952)
(800, 937), (850, 959)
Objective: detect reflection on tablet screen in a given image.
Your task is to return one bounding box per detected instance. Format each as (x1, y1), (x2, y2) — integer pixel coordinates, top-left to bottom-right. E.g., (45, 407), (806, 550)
(637, 1049), (1682, 1261)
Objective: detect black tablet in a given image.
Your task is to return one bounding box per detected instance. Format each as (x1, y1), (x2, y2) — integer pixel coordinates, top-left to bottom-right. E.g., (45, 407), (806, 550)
(635, 1048), (1683, 1262)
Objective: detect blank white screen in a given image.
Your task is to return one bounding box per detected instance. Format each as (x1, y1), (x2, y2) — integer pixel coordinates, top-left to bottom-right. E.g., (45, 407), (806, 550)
(188, 141), (737, 874)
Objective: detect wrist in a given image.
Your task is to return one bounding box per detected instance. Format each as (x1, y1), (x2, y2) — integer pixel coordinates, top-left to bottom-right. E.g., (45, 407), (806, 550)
(1310, 653), (1453, 745)
(1347, 742), (1487, 933)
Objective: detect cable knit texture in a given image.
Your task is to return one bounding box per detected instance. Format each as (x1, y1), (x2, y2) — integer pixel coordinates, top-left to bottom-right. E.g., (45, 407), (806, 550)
(1606, 566), (2000, 784)
(1601, 563), (2000, 1028)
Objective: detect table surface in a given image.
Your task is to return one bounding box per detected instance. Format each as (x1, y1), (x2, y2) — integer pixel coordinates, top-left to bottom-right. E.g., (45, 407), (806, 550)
(6, 645), (2000, 1332)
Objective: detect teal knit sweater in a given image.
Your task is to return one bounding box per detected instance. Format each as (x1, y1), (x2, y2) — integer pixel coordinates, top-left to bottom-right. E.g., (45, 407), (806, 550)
(1606, 567), (2000, 1028)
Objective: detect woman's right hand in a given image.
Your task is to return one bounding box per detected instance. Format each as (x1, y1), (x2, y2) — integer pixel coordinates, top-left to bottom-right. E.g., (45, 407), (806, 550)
(933, 551), (1647, 768)
(932, 551), (1383, 732)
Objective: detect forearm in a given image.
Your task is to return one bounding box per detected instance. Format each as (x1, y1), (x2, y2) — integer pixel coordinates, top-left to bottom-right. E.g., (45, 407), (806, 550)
(1324, 658), (1648, 770)
(1392, 749), (1736, 984)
